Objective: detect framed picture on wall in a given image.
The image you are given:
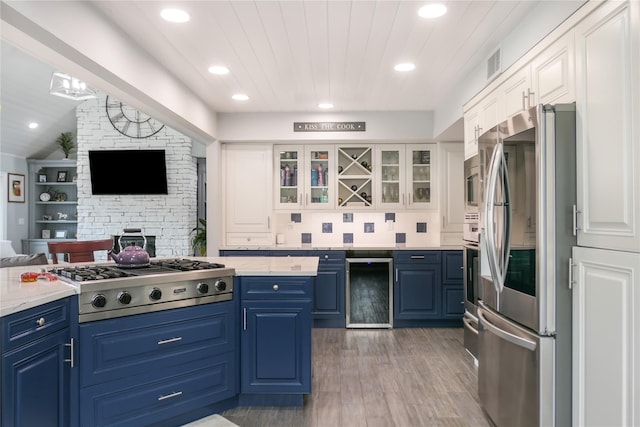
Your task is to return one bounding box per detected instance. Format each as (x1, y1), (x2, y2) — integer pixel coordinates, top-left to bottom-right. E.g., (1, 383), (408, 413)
(8, 173), (25, 203)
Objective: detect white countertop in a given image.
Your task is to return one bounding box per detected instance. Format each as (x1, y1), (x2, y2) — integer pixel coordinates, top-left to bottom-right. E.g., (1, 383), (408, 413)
(0, 256), (319, 318)
(0, 263), (78, 318)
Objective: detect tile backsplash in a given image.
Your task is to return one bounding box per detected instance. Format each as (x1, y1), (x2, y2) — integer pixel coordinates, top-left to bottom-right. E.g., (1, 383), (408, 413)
(273, 211), (440, 248)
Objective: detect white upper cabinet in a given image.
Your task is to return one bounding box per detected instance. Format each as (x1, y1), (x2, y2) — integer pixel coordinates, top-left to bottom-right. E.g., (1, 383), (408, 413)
(574, 0), (640, 253)
(530, 31), (575, 106)
(406, 144), (437, 210)
(376, 145), (406, 209)
(463, 92), (501, 159)
(223, 144), (273, 246)
(502, 65), (533, 118)
(337, 145), (373, 209)
(273, 145), (335, 210)
(439, 143), (464, 244)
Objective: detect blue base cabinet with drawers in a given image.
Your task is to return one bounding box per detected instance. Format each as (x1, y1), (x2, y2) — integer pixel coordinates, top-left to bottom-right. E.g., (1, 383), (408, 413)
(1, 296), (78, 427)
(78, 300), (237, 427)
(239, 276), (312, 406)
(441, 250), (464, 319)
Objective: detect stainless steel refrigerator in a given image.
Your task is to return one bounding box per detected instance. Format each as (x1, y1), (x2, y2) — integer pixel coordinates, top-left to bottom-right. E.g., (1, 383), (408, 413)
(477, 104), (576, 427)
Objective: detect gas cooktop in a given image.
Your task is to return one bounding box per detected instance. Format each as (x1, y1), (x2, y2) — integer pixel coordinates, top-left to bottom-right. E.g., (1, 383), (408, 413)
(55, 259), (236, 323)
(51, 258), (227, 282)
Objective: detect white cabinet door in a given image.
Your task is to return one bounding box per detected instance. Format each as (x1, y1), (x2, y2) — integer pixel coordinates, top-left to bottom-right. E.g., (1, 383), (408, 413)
(572, 246), (640, 427)
(406, 144), (437, 210)
(274, 145), (303, 209)
(464, 107), (481, 160)
(479, 92), (501, 135)
(439, 143), (464, 244)
(305, 146), (335, 210)
(376, 145), (406, 209)
(575, 0), (640, 253)
(223, 144), (272, 246)
(502, 66), (532, 118)
(531, 31), (575, 105)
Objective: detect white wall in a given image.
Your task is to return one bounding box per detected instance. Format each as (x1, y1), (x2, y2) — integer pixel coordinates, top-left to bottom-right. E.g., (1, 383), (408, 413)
(75, 93), (197, 257)
(0, 154), (28, 252)
(218, 111), (434, 142)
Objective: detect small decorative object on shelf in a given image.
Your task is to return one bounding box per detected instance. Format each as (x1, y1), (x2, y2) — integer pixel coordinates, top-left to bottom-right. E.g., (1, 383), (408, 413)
(42, 229), (51, 239)
(56, 171), (67, 182)
(54, 230), (67, 239)
(39, 174), (47, 183)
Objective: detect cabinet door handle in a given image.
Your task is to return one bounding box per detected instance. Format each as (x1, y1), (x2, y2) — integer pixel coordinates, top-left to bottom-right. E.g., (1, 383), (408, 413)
(64, 338), (74, 368)
(299, 193), (303, 206)
(158, 337), (182, 345)
(267, 216), (271, 230)
(410, 255), (425, 259)
(522, 90), (527, 111)
(243, 307), (247, 331)
(158, 391), (183, 401)
(527, 88), (535, 107)
(36, 317), (45, 327)
(395, 268), (398, 283)
(273, 284), (279, 292)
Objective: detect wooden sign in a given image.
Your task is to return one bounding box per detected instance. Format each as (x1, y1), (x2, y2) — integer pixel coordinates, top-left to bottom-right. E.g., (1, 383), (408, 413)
(293, 122), (366, 132)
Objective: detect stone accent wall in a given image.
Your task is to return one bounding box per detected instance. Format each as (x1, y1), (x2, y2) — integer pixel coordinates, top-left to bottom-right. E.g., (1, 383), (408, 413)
(75, 93), (197, 257)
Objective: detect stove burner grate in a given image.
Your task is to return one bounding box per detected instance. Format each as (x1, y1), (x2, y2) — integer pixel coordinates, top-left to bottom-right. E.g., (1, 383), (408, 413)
(149, 259), (226, 271)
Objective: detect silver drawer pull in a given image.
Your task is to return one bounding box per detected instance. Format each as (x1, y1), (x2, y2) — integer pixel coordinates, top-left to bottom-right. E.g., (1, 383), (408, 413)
(158, 391), (183, 401)
(157, 337), (182, 345)
(273, 284), (279, 291)
(410, 255), (425, 259)
(36, 317), (45, 327)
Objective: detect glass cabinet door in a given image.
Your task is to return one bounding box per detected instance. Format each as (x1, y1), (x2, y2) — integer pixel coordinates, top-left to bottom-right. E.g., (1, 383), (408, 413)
(305, 146), (334, 209)
(275, 146), (302, 208)
(377, 146), (404, 208)
(407, 144), (436, 209)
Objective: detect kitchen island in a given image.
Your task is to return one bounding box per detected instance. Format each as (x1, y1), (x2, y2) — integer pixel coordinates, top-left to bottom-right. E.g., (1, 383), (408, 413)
(0, 256), (318, 427)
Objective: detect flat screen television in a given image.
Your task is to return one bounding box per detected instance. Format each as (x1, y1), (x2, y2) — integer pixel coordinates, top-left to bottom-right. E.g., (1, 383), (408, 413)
(89, 149), (168, 195)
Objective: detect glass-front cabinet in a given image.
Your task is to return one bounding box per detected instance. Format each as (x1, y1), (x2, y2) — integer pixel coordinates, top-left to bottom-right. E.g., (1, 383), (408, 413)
(307, 147), (333, 209)
(337, 146), (373, 208)
(407, 144), (436, 210)
(376, 146), (404, 208)
(274, 145), (334, 210)
(275, 146), (302, 208)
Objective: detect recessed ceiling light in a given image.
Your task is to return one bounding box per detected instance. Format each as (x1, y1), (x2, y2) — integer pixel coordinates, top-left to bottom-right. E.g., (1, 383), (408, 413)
(232, 94), (249, 101)
(208, 65), (230, 75)
(394, 63), (416, 72)
(160, 8), (190, 23)
(28, 122), (38, 129)
(418, 4), (447, 19)
(318, 103), (334, 109)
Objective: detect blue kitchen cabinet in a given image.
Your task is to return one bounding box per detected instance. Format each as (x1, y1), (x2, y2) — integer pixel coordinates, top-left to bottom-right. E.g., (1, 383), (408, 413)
(310, 250), (346, 328)
(239, 276), (312, 406)
(78, 300), (237, 426)
(393, 251), (442, 322)
(441, 250), (464, 319)
(1, 297), (76, 427)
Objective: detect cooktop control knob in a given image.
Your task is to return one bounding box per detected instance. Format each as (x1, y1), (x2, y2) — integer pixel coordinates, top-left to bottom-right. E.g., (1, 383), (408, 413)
(196, 282), (209, 294)
(149, 288), (162, 301)
(117, 291), (132, 305)
(214, 280), (227, 292)
(91, 294), (107, 308)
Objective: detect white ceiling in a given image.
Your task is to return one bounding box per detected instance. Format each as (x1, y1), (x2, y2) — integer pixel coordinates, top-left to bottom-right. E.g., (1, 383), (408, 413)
(1, 1), (579, 159)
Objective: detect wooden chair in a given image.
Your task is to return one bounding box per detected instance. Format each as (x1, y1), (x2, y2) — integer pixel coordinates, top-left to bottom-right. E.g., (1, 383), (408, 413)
(47, 239), (114, 264)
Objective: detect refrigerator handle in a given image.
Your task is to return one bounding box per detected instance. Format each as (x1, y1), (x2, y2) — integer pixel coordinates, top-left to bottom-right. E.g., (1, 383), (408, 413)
(499, 147), (512, 288)
(484, 143), (501, 294)
(478, 308), (537, 352)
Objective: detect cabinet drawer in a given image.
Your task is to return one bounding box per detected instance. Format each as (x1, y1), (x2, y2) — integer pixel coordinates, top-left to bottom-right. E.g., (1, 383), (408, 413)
(80, 353), (236, 427)
(393, 251), (441, 264)
(226, 233), (272, 247)
(268, 250), (309, 257)
(312, 250), (346, 265)
(79, 301), (234, 387)
(2, 297), (70, 352)
(240, 276), (312, 300)
(220, 250), (269, 257)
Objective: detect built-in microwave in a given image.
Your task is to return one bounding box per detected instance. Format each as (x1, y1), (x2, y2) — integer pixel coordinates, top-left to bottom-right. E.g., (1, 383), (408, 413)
(464, 155), (480, 212)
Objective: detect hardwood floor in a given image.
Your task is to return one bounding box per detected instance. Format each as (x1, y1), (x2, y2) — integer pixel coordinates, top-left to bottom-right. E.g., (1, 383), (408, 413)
(223, 328), (492, 427)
